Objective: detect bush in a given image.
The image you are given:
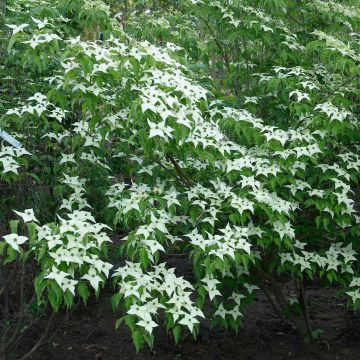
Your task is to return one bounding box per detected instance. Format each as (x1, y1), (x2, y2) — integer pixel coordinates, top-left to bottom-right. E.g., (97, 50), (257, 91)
(0, 0), (359, 353)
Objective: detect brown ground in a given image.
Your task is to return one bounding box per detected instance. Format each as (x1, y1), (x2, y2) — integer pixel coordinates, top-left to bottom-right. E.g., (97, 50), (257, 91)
(14, 258), (360, 360)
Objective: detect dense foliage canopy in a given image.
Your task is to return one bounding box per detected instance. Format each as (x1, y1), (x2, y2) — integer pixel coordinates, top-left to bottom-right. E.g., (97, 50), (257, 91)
(0, 0), (359, 353)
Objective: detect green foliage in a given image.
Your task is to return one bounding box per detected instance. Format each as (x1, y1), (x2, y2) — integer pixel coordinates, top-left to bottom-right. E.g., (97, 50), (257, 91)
(0, 0), (360, 351)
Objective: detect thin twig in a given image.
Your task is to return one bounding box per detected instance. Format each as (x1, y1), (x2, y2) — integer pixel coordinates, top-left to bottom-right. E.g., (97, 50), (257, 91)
(198, 15), (230, 72)
(17, 311), (56, 360)
(323, 73), (359, 100)
(154, 158), (189, 188)
(166, 155), (193, 188)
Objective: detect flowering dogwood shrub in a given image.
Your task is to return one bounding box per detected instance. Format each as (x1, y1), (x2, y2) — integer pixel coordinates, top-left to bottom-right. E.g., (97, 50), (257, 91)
(0, 0), (359, 352)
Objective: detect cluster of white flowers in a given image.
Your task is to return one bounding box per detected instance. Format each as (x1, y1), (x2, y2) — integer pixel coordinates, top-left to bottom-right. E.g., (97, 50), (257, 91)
(113, 262), (204, 334)
(312, 30), (360, 62)
(22, 33), (61, 49)
(6, 92), (68, 122)
(185, 224), (251, 260)
(83, 0), (110, 15)
(280, 243), (357, 274)
(41, 210), (113, 293)
(0, 144), (30, 174)
(313, 0), (360, 19)
(347, 276), (360, 304)
(315, 102), (352, 122)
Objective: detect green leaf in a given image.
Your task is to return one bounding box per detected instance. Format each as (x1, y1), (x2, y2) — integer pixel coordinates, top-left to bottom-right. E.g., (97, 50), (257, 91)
(4, 246), (17, 265)
(139, 248), (149, 270)
(111, 292), (122, 311)
(0, 241), (6, 255)
(47, 282), (63, 312)
(7, 33), (20, 53)
(132, 330), (144, 353)
(10, 220), (19, 234)
(63, 290), (74, 308)
(77, 282), (89, 304)
(172, 325), (181, 344)
(115, 317), (124, 330)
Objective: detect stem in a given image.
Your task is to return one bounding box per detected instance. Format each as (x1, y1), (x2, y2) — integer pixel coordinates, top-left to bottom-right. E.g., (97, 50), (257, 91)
(198, 15), (231, 73)
(257, 268), (313, 346)
(154, 158), (189, 188)
(0, 0), (7, 59)
(298, 277), (313, 344)
(241, 33), (250, 92)
(286, 12), (306, 28)
(257, 281), (285, 321)
(198, 15), (242, 97)
(17, 312), (56, 360)
(0, 0), (5, 27)
(324, 73), (359, 100)
(166, 155), (193, 188)
(122, 0), (128, 30)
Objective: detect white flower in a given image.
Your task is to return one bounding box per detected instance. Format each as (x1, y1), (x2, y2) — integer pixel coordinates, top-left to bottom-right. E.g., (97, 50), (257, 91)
(261, 24), (274, 33)
(346, 289), (360, 304)
(147, 120), (173, 140)
(60, 153), (76, 164)
(81, 267), (103, 291)
(244, 96), (258, 104)
(13, 208), (39, 223)
(163, 188), (180, 208)
(214, 303), (228, 319)
(228, 305), (242, 320)
(0, 157), (20, 174)
(349, 277), (360, 288)
(141, 240), (165, 255)
(127, 304), (152, 319)
(60, 278), (77, 295)
(3, 234), (28, 251)
(273, 221), (295, 240)
(136, 313), (158, 334)
(44, 234), (62, 249)
(289, 90), (311, 102)
(239, 175), (260, 190)
(178, 314), (199, 333)
(202, 275), (221, 300)
(6, 23), (29, 35)
(31, 17), (49, 29)
(45, 266), (71, 286)
(243, 283), (259, 294)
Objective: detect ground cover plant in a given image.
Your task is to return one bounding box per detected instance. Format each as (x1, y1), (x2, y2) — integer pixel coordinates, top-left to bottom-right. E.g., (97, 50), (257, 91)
(0, 0), (359, 358)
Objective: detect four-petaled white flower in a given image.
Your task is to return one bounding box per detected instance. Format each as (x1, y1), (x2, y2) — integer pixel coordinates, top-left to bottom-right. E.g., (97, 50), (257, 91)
(6, 23), (29, 35)
(147, 120), (173, 140)
(3, 234), (28, 251)
(136, 313), (158, 334)
(81, 267), (103, 291)
(45, 266), (71, 286)
(14, 208), (39, 223)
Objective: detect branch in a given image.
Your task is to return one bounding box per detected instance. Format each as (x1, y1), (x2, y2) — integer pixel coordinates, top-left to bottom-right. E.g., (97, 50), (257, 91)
(324, 73), (359, 99)
(17, 311), (56, 360)
(154, 158), (189, 188)
(198, 15), (230, 72)
(257, 280), (285, 321)
(166, 155), (193, 188)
